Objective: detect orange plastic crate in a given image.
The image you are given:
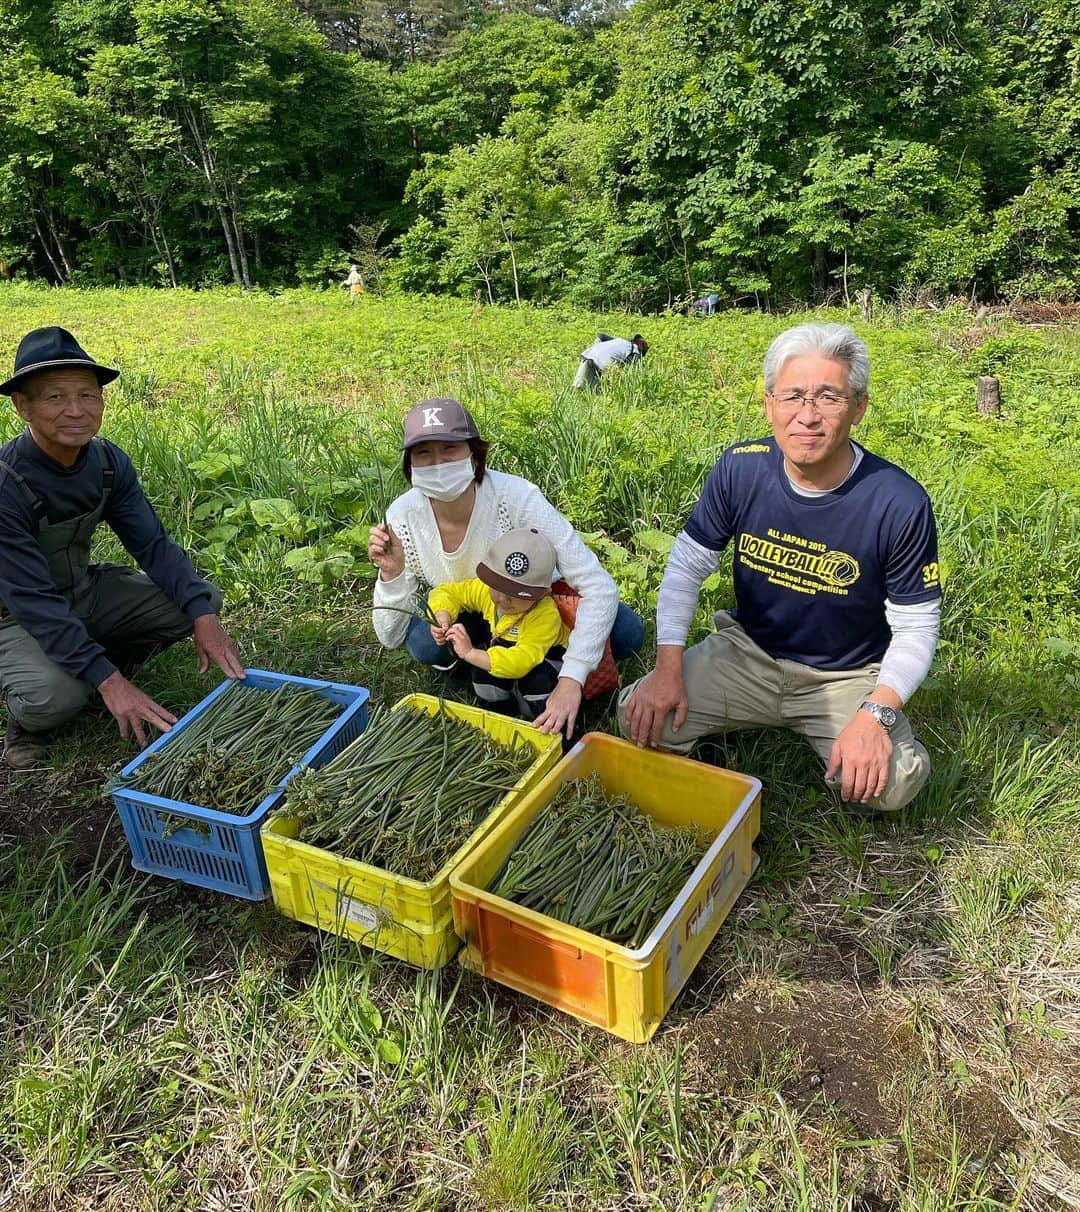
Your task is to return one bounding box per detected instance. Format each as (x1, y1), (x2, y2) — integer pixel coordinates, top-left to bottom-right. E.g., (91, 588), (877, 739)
(449, 733), (761, 1042)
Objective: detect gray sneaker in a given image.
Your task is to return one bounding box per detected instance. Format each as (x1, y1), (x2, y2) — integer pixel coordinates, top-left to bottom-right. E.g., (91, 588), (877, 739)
(3, 718), (51, 770)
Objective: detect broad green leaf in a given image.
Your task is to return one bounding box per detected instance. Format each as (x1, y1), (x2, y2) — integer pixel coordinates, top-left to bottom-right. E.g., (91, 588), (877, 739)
(376, 1037), (402, 1064)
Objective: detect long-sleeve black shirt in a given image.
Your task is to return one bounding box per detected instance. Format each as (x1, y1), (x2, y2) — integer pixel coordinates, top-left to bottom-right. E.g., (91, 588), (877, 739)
(0, 430), (215, 686)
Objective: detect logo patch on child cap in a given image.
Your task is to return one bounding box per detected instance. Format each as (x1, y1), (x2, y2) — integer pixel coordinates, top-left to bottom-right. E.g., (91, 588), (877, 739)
(504, 551), (530, 577)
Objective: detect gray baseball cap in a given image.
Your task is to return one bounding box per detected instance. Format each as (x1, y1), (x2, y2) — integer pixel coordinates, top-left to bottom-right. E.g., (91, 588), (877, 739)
(476, 528), (557, 601)
(402, 398), (480, 450)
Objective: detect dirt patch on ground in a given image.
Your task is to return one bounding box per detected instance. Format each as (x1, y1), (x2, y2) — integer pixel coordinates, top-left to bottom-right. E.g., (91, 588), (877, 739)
(0, 760), (124, 872)
(681, 984), (1015, 1160)
(683, 990), (912, 1136)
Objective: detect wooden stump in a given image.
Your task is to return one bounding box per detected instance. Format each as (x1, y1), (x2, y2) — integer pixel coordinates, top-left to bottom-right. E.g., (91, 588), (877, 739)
(855, 288), (873, 322)
(977, 376), (1002, 416)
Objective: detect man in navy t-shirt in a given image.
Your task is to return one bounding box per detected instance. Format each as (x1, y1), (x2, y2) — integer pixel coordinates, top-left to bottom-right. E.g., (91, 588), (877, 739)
(620, 322), (941, 813)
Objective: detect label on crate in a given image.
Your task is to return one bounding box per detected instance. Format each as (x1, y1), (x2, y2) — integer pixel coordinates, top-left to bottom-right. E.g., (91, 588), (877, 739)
(339, 896), (381, 930)
(310, 878), (383, 931)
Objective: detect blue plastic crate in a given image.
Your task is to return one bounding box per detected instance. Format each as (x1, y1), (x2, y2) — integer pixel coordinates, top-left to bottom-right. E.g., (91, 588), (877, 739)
(111, 669), (369, 900)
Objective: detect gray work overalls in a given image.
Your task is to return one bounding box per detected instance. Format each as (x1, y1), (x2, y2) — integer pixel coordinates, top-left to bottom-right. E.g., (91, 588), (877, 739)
(0, 438), (209, 732)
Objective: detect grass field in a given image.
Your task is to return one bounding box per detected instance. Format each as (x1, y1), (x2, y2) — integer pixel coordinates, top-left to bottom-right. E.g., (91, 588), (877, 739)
(0, 284), (1077, 1212)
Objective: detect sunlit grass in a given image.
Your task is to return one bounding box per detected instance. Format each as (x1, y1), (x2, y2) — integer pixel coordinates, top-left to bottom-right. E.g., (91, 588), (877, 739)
(0, 286), (1077, 1209)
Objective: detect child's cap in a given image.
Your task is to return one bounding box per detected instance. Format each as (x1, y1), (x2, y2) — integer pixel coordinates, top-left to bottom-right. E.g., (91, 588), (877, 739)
(477, 528), (556, 602)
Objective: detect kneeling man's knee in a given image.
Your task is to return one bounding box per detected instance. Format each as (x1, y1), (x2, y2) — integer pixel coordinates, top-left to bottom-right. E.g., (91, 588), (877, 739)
(872, 737), (931, 813)
(615, 679), (639, 738)
(9, 668), (92, 732)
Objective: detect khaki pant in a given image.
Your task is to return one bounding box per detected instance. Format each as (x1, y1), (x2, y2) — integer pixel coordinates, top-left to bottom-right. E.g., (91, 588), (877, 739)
(0, 565), (222, 733)
(618, 612), (930, 813)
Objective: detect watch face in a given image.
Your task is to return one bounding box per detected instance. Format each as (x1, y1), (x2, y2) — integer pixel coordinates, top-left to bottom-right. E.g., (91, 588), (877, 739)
(864, 701), (897, 728)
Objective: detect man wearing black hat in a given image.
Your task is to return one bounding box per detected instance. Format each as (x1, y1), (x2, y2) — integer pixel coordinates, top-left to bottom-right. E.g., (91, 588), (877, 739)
(0, 327), (243, 769)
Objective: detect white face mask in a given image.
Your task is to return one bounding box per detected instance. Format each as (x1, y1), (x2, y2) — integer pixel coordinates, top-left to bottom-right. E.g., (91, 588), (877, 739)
(410, 454), (476, 502)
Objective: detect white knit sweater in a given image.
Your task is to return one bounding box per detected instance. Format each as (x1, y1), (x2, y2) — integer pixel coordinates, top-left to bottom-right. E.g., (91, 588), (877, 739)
(372, 470), (619, 686)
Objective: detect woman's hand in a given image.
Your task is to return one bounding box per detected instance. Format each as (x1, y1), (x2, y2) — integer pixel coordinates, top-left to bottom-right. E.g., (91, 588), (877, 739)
(533, 677), (583, 740)
(430, 610), (453, 645)
(368, 522), (405, 580)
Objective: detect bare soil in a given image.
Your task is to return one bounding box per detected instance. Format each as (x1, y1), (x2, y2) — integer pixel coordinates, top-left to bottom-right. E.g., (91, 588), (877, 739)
(681, 984), (1016, 1159)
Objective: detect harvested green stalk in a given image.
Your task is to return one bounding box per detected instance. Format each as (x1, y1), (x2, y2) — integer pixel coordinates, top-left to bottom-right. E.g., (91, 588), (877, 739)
(111, 681), (342, 813)
(362, 422), (393, 554)
(369, 598), (441, 626)
(282, 704), (536, 881)
(487, 774), (707, 948)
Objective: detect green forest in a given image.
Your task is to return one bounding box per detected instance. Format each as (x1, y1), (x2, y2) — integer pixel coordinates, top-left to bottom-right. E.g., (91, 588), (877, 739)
(1, 0), (1078, 307)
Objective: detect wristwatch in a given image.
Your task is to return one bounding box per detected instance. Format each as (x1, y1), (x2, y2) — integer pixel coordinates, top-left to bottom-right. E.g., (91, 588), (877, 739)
(860, 700), (898, 731)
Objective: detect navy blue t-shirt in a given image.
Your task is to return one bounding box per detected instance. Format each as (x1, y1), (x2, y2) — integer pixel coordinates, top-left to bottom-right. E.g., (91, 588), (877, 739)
(684, 437), (941, 669)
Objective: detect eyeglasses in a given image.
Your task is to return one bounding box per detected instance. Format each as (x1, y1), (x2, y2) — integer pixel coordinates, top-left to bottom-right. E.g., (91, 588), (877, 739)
(769, 390), (850, 415)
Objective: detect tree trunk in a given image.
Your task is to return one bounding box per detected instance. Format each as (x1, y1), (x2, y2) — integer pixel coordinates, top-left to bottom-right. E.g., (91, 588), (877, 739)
(229, 184), (252, 288)
(235, 217), (252, 289)
(180, 103), (245, 287)
(495, 205), (520, 303)
(405, 0), (417, 62)
(160, 230), (178, 288)
(976, 376), (1002, 417)
(148, 222), (179, 288)
(46, 209), (74, 279)
(33, 216), (66, 284)
(812, 244), (828, 303)
(215, 202), (243, 286)
(477, 261), (493, 305)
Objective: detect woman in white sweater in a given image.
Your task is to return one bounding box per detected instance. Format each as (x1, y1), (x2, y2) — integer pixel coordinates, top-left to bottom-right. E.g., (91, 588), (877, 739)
(366, 399), (645, 738)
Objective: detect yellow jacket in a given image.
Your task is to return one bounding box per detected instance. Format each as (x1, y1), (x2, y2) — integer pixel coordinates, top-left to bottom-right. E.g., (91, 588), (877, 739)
(427, 578), (568, 679)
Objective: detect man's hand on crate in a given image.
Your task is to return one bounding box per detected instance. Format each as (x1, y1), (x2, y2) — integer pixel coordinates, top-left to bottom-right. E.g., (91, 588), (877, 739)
(193, 614), (245, 680)
(98, 672), (178, 748)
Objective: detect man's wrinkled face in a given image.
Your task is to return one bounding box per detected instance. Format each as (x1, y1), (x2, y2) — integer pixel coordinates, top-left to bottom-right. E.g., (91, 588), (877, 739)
(765, 352), (867, 475)
(12, 367), (105, 463)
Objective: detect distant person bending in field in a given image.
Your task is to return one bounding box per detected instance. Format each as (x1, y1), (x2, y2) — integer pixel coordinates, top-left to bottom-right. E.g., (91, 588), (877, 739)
(621, 322), (941, 814)
(572, 333), (648, 389)
(427, 529), (569, 721)
(342, 264), (365, 302)
(0, 327), (243, 770)
(691, 293), (720, 316)
(367, 399), (645, 739)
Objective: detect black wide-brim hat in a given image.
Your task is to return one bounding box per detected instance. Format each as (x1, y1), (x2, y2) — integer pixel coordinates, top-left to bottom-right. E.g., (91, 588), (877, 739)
(1, 326), (119, 396)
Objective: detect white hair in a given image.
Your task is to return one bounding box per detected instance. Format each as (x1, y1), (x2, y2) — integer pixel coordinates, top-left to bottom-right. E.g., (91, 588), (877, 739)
(763, 323), (870, 395)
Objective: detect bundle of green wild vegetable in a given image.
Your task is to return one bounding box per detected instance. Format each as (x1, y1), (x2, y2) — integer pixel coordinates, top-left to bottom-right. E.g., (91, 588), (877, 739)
(487, 774), (709, 948)
(110, 681), (342, 815)
(282, 704), (536, 882)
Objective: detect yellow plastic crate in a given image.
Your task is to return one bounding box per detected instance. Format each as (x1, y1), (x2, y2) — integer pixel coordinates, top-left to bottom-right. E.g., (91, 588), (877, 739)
(261, 694), (562, 968)
(449, 732), (761, 1042)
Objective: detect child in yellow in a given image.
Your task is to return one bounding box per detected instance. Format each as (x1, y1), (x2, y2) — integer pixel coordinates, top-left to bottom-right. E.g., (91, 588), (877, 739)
(427, 528), (569, 720)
